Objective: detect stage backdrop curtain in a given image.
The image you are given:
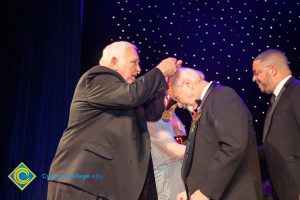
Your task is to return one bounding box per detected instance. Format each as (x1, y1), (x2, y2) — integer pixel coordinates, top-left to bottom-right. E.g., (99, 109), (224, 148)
(0, 0), (83, 199)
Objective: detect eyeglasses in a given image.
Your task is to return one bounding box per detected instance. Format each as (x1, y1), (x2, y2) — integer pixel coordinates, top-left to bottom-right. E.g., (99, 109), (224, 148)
(253, 65), (273, 77)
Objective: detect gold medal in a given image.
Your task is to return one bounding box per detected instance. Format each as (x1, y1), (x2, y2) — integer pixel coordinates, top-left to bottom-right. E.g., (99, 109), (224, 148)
(162, 110), (171, 120)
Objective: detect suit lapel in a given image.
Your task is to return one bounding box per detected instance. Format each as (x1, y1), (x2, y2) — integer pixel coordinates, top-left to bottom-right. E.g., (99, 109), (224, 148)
(263, 77), (295, 142)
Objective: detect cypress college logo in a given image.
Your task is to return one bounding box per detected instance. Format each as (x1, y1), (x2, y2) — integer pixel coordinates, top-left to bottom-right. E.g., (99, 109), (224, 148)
(8, 162), (36, 190)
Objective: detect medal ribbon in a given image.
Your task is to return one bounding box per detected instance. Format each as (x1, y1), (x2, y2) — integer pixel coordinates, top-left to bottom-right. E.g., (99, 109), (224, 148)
(164, 76), (171, 108)
(164, 94), (171, 108)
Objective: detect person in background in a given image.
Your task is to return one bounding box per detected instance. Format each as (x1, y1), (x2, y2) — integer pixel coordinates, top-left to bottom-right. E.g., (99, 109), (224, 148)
(48, 41), (181, 200)
(147, 93), (186, 200)
(252, 49), (300, 200)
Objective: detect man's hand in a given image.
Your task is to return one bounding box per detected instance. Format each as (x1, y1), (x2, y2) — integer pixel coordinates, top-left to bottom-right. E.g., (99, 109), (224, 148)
(157, 57), (182, 76)
(191, 189), (210, 200)
(176, 191), (188, 200)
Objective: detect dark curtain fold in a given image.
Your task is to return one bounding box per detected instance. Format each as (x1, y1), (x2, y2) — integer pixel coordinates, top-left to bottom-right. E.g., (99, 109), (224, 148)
(1, 0), (83, 199)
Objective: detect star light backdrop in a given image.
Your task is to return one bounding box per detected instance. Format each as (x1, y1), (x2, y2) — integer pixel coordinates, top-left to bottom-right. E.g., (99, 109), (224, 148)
(82, 0), (300, 143)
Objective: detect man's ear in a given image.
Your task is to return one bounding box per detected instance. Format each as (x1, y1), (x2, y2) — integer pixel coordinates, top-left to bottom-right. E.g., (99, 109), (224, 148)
(111, 57), (118, 71)
(183, 80), (193, 89)
(271, 65), (278, 76)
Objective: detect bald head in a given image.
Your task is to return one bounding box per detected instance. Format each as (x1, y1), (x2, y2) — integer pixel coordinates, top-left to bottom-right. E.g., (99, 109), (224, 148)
(170, 67), (205, 88)
(169, 67), (208, 110)
(253, 49), (289, 71)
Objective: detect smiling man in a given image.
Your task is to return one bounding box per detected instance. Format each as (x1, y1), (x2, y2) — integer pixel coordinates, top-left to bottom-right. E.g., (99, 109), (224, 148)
(48, 41), (181, 200)
(170, 68), (263, 200)
(252, 49), (300, 200)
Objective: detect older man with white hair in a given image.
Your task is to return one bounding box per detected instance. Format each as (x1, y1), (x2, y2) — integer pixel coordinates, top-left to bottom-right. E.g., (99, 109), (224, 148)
(48, 41), (181, 200)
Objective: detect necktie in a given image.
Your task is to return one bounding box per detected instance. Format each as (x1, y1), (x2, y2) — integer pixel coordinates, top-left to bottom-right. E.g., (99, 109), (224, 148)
(263, 93), (276, 142)
(267, 94), (276, 114)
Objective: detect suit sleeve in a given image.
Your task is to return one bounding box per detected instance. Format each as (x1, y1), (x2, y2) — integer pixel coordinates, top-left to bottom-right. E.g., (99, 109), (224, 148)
(201, 87), (249, 199)
(142, 90), (165, 121)
(86, 67), (168, 110)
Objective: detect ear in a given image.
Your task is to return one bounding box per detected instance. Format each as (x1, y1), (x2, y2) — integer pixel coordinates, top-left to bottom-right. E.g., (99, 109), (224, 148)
(183, 80), (193, 90)
(111, 57), (118, 71)
(271, 65), (278, 76)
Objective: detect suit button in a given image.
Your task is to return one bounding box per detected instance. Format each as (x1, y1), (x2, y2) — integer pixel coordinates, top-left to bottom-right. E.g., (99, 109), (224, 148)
(131, 135), (136, 140)
(128, 159), (132, 163)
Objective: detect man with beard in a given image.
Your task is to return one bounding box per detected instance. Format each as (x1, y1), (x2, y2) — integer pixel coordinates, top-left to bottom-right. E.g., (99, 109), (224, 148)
(252, 49), (300, 200)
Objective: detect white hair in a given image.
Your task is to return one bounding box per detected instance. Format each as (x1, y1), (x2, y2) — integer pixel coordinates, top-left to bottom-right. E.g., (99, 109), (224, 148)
(99, 41), (137, 66)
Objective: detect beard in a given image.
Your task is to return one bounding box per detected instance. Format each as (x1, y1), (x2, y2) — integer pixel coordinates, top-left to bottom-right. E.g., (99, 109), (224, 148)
(256, 80), (272, 94)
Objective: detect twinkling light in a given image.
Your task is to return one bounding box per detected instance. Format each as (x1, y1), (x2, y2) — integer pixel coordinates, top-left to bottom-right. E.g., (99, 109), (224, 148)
(109, 0), (300, 139)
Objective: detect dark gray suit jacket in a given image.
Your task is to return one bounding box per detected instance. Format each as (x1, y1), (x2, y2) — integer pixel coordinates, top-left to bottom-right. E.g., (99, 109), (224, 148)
(182, 83), (263, 200)
(48, 66), (167, 200)
(263, 77), (300, 200)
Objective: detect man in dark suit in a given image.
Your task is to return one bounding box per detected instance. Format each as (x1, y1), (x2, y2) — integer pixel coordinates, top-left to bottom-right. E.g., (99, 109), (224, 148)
(252, 49), (300, 200)
(170, 68), (263, 200)
(47, 41), (181, 200)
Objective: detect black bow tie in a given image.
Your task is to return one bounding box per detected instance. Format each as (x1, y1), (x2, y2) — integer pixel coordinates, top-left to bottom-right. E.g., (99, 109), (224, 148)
(194, 99), (202, 112)
(196, 99), (202, 107)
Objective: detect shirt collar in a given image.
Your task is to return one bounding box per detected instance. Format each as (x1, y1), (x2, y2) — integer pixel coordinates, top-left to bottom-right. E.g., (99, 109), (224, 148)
(200, 81), (213, 100)
(273, 75), (292, 98)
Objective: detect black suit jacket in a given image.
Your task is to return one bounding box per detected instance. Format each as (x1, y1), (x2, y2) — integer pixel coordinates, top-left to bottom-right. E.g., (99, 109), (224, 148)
(182, 83), (263, 200)
(48, 66), (167, 200)
(263, 77), (300, 200)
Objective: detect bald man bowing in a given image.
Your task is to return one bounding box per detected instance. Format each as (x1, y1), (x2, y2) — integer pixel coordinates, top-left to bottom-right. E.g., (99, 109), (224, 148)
(171, 68), (263, 200)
